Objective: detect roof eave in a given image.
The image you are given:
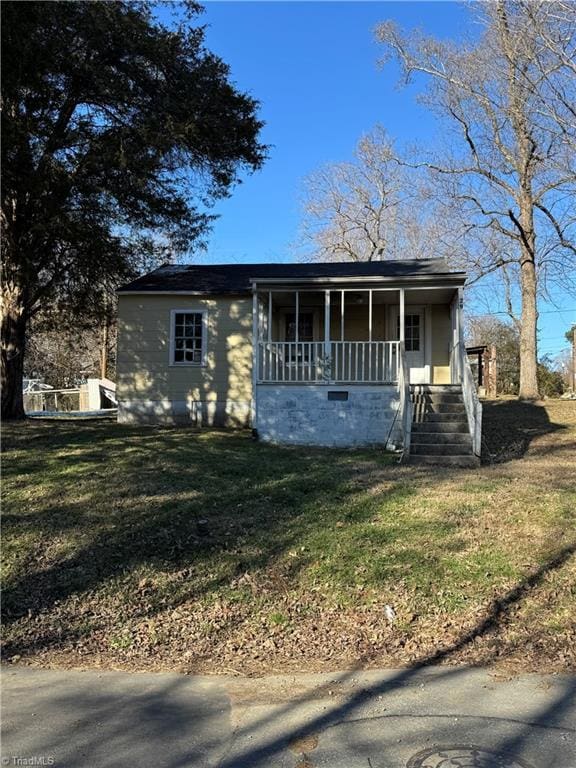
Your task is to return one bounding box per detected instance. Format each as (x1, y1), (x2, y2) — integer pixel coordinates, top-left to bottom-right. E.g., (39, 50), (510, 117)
(116, 269), (468, 295)
(116, 289), (251, 296)
(250, 273), (467, 288)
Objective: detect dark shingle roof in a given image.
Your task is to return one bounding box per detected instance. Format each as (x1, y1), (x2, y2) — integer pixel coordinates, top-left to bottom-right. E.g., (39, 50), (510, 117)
(118, 259), (465, 294)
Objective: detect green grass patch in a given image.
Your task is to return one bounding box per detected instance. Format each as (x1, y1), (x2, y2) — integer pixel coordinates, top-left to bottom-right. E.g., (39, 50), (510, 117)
(2, 402), (575, 673)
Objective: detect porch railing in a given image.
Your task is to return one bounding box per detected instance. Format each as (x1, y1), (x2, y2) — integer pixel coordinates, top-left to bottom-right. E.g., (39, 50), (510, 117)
(258, 342), (325, 383)
(331, 341), (399, 383)
(257, 341), (399, 384)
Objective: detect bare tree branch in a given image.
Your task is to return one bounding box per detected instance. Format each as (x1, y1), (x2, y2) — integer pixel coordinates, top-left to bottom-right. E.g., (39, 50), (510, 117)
(374, 0), (576, 397)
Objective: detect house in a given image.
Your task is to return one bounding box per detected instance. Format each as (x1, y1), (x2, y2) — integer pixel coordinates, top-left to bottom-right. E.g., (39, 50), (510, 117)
(116, 259), (481, 465)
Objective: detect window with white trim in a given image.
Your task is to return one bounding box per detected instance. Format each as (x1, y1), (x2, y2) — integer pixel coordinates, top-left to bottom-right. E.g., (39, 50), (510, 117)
(171, 311), (206, 365)
(397, 313), (421, 352)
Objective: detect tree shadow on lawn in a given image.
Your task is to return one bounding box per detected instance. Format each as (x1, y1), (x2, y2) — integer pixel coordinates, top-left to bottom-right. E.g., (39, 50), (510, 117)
(213, 540), (576, 768)
(4, 542), (575, 768)
(481, 399), (568, 464)
(3, 417), (574, 667)
(2, 421), (426, 656)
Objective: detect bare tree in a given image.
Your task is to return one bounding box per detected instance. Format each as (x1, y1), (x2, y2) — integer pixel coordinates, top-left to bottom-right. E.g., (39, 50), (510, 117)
(523, 0), (576, 152)
(25, 308), (115, 390)
(298, 127), (431, 262)
(376, 0), (576, 399)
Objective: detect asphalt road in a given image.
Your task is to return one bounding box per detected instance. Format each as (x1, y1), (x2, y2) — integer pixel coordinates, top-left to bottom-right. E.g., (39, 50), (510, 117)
(1, 665), (575, 767)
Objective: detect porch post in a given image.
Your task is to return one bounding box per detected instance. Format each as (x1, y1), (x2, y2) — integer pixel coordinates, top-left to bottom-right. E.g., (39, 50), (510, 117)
(399, 288), (405, 344)
(399, 287), (405, 385)
(324, 290), (331, 380)
(368, 289), (373, 342)
(268, 291), (272, 342)
(251, 287), (259, 431)
(295, 290), (299, 344)
(456, 286), (464, 382)
(450, 294), (456, 383)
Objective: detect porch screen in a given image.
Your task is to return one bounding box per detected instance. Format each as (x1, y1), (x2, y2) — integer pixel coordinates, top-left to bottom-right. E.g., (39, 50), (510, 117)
(285, 312), (314, 342)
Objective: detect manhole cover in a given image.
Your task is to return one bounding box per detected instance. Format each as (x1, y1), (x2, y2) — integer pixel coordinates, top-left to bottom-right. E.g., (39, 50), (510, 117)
(407, 745), (534, 768)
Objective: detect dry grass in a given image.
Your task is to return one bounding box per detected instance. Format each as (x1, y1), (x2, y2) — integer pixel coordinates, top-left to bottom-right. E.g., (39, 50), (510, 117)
(2, 399), (575, 675)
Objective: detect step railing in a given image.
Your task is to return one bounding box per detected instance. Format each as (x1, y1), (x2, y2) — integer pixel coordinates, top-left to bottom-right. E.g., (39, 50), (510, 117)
(398, 343), (412, 458)
(453, 341), (482, 457)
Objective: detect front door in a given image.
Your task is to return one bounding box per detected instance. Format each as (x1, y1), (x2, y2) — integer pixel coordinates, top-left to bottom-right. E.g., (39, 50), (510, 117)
(394, 307), (428, 384)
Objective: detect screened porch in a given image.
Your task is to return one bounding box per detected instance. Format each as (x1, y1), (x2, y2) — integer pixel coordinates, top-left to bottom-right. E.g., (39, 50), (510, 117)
(255, 289), (401, 384)
(252, 284), (460, 386)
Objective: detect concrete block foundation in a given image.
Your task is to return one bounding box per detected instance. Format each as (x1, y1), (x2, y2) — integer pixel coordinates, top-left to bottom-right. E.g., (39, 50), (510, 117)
(256, 384), (402, 448)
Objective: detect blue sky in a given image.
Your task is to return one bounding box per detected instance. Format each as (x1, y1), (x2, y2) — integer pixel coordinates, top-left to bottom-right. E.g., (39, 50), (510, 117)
(196, 1), (467, 264)
(159, 1), (574, 357)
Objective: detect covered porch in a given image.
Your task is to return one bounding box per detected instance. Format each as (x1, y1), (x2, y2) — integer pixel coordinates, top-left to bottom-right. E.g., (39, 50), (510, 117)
(252, 284), (462, 386)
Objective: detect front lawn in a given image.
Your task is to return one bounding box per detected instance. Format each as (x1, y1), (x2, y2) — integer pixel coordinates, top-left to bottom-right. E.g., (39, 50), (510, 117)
(2, 399), (575, 674)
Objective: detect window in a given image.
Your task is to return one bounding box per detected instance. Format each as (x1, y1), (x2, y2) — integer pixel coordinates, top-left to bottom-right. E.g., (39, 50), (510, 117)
(171, 311), (206, 365)
(397, 313), (421, 352)
(285, 312), (314, 342)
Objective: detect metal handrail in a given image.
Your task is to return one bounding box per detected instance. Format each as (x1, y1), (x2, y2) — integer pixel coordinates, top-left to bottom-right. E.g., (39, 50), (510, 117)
(398, 343), (412, 459)
(453, 341), (482, 457)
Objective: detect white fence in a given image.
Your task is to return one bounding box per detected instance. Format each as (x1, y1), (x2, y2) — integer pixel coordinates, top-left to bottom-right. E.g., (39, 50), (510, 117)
(257, 341), (400, 384)
(24, 388), (83, 413)
(23, 378), (117, 413)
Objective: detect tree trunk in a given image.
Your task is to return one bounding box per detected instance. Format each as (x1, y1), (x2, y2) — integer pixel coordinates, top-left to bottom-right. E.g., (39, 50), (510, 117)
(496, 1), (540, 399)
(572, 327), (576, 393)
(1, 283), (27, 420)
(518, 217), (539, 399)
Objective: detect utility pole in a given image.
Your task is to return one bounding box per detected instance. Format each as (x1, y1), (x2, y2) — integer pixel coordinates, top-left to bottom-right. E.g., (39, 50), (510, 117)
(100, 294), (110, 381)
(100, 315), (109, 380)
(491, 344), (498, 398)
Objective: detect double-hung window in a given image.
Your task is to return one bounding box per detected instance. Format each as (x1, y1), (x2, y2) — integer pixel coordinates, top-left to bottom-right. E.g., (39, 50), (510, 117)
(397, 313), (421, 352)
(170, 310), (207, 365)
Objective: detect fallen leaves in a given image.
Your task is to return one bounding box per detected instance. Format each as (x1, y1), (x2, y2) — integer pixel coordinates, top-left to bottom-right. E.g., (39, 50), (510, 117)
(2, 404), (575, 676)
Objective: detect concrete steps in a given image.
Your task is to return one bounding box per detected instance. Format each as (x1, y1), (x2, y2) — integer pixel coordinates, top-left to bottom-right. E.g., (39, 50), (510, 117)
(408, 385), (479, 467)
(417, 412), (469, 423)
(413, 402), (469, 414)
(411, 393), (463, 404)
(412, 421), (470, 434)
(411, 431), (471, 444)
(411, 442), (473, 456)
(411, 384), (462, 393)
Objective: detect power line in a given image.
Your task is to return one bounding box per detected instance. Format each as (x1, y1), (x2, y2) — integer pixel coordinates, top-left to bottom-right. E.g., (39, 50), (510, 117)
(468, 308), (576, 317)
(538, 309), (576, 315)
